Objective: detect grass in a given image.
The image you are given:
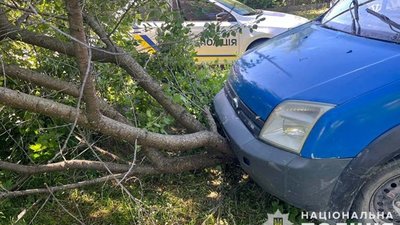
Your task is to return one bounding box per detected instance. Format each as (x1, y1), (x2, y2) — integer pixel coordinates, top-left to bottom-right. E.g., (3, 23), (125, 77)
(0, 165), (303, 225)
(0, 8), (326, 225)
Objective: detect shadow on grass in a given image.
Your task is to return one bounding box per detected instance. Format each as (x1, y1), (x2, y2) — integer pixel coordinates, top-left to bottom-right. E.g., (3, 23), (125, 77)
(0, 165), (306, 225)
(0, 163), (306, 225)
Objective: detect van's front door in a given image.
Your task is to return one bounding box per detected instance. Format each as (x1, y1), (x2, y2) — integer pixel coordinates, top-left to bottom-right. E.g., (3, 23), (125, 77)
(179, 0), (240, 62)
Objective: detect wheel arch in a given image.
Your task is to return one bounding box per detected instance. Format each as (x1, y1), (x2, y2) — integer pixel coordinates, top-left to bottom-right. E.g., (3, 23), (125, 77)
(327, 124), (400, 213)
(245, 37), (270, 51)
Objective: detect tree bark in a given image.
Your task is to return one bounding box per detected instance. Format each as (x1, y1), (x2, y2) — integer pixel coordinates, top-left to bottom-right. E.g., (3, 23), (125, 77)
(65, 0), (100, 123)
(0, 87), (232, 154)
(2, 64), (131, 124)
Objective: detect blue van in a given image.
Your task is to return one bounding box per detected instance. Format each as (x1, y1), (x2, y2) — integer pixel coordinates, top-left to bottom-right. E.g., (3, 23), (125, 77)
(213, 0), (400, 223)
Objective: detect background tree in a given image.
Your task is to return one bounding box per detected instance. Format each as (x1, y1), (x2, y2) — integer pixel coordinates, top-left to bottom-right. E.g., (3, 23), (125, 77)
(239, 0), (281, 8)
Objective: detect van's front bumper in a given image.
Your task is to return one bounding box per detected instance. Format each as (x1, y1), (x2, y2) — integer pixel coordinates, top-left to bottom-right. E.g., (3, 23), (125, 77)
(213, 89), (351, 212)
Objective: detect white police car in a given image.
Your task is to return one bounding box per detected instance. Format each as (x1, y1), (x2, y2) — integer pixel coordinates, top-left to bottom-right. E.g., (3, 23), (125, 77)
(133, 0), (309, 62)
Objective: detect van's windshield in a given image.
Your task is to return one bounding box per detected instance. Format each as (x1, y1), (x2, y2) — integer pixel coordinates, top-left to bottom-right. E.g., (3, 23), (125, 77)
(322, 0), (400, 43)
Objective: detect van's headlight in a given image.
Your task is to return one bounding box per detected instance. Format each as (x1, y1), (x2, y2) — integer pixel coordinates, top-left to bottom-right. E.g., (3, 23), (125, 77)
(259, 101), (334, 154)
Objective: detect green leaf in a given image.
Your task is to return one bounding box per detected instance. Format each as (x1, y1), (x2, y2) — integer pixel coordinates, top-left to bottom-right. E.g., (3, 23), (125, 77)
(29, 143), (47, 152)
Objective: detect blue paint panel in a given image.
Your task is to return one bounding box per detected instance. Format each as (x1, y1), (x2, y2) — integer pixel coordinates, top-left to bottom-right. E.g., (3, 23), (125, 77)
(302, 80), (400, 158)
(229, 21), (400, 159)
(230, 22), (400, 120)
(140, 35), (160, 51)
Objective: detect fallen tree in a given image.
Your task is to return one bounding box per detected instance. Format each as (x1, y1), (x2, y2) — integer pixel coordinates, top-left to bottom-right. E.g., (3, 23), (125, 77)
(0, 0), (233, 198)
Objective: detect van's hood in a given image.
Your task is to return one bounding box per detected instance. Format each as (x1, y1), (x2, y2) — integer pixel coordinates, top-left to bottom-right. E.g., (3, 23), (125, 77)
(229, 22), (400, 120)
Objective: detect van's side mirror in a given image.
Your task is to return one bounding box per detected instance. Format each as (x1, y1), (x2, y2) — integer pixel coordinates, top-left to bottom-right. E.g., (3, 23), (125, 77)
(216, 11), (229, 21)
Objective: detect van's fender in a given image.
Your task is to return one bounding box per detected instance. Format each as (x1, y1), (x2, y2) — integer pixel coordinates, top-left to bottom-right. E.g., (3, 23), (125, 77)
(328, 124), (400, 213)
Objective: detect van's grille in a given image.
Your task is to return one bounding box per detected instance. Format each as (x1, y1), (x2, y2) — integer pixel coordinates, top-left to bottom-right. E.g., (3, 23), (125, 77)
(224, 82), (265, 136)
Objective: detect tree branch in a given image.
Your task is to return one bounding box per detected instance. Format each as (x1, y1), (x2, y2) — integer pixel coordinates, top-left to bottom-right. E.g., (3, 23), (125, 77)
(3, 64), (79, 96)
(0, 147), (232, 199)
(0, 0), (237, 200)
(2, 64), (131, 125)
(98, 116), (232, 154)
(0, 87), (232, 154)
(75, 135), (129, 163)
(0, 6), (207, 132)
(204, 106), (217, 132)
(0, 7), (115, 62)
(65, 0), (100, 123)
(0, 174), (126, 199)
(83, 14), (114, 49)
(144, 148), (229, 173)
(117, 53), (206, 132)
(0, 149), (230, 199)
(83, 14), (206, 132)
(0, 2), (68, 20)
(0, 87), (89, 126)
(0, 159), (155, 175)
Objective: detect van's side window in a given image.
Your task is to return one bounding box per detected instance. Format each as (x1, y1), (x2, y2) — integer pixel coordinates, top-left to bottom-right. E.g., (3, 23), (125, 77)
(179, 0), (236, 21)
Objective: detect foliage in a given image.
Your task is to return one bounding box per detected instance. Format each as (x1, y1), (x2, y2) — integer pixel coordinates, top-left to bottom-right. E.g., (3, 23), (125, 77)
(134, 5), (229, 127)
(239, 0), (329, 9)
(238, 0), (284, 9)
(291, 7), (328, 19)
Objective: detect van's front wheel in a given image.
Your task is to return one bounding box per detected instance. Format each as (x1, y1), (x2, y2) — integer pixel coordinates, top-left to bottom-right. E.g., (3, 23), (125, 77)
(353, 160), (400, 224)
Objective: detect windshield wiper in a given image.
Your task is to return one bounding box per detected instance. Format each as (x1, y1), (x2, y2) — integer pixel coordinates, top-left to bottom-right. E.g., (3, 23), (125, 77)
(321, 0), (375, 25)
(350, 0), (361, 34)
(366, 8), (400, 33)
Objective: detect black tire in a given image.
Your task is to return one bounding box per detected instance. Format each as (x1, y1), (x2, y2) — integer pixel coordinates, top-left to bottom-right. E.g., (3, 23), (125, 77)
(353, 160), (400, 224)
(246, 38), (269, 51)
